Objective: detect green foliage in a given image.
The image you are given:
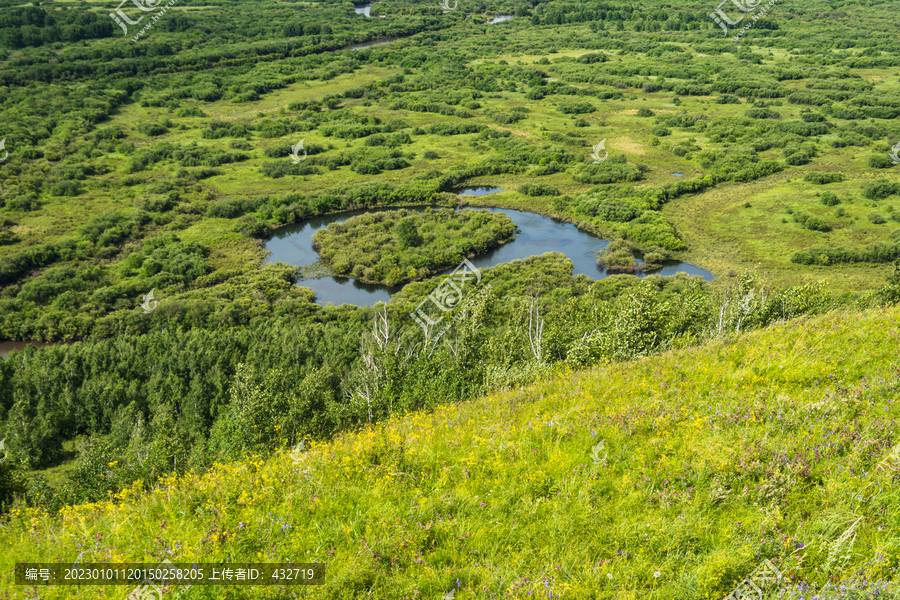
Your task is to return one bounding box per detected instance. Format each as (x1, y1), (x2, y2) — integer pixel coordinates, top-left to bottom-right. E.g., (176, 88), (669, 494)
(794, 212), (832, 232)
(805, 172), (845, 185)
(578, 196), (641, 223)
(791, 243), (900, 265)
(863, 181), (900, 200)
(394, 216), (423, 249)
(206, 197), (264, 219)
(519, 183), (560, 197)
(595, 239), (638, 273)
(744, 108), (780, 119)
(558, 102), (595, 115)
(312, 208), (516, 285)
(820, 191), (841, 206)
(869, 155), (896, 169)
(625, 211), (686, 251)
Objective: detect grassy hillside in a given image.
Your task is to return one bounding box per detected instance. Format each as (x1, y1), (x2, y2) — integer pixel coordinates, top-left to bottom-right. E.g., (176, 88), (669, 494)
(3, 305), (900, 599)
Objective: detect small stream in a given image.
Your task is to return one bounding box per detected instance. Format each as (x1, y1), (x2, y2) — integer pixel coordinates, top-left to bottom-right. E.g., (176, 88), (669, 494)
(0, 340), (54, 359)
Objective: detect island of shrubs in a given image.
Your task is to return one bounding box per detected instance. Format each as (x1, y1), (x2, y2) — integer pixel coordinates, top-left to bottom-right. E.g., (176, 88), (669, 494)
(311, 208), (517, 286)
(595, 239), (671, 274)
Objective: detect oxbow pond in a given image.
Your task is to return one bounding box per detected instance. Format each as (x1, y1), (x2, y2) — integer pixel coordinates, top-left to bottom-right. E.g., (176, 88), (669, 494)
(264, 206), (715, 307)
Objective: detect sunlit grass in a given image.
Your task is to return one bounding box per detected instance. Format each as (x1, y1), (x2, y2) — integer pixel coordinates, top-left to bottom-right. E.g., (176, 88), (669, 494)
(3, 305), (900, 599)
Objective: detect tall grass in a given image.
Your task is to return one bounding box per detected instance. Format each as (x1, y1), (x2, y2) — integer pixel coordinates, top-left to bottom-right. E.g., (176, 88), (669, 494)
(3, 306), (900, 599)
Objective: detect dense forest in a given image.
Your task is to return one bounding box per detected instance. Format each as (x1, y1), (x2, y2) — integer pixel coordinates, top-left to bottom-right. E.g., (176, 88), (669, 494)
(0, 0), (899, 526)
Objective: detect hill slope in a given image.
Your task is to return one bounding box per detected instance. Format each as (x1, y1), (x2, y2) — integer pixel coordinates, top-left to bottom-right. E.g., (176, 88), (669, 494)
(3, 307), (900, 599)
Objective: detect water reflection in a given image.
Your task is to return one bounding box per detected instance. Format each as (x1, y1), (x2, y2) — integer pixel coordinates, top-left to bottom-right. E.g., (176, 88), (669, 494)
(343, 38), (396, 51)
(451, 186), (504, 196)
(0, 340), (54, 359)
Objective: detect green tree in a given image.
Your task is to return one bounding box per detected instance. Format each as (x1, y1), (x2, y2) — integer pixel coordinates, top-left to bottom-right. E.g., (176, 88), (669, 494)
(395, 217), (423, 249)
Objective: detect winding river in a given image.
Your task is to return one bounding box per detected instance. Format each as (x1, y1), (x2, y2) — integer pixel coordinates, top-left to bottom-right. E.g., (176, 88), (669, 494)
(263, 203), (714, 307)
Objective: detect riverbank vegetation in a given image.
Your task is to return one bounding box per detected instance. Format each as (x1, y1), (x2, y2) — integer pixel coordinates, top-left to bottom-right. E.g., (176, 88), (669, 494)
(312, 208), (516, 285)
(596, 239), (672, 274)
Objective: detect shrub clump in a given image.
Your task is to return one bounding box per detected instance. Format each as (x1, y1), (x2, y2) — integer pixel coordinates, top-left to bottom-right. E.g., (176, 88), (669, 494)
(820, 192), (841, 206)
(794, 212), (832, 232)
(805, 172), (845, 185)
(311, 208), (517, 286)
(519, 183), (560, 197)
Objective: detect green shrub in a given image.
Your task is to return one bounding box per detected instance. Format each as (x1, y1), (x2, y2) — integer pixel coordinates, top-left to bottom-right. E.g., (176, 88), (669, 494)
(794, 212), (832, 232)
(868, 213), (886, 224)
(869, 155), (896, 169)
(138, 122), (169, 136)
(558, 102), (595, 115)
(49, 181), (82, 197)
(519, 183), (560, 197)
(744, 108), (780, 119)
(207, 197), (263, 219)
(820, 192), (841, 206)
(576, 53), (607, 64)
(636, 107), (655, 117)
(863, 181), (900, 199)
(805, 172), (844, 185)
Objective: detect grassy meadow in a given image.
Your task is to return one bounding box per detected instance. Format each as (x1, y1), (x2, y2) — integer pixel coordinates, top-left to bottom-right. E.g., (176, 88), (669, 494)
(4, 305), (900, 599)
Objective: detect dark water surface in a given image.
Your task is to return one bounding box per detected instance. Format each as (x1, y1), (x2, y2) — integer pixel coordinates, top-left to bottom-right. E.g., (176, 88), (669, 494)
(0, 340), (54, 359)
(264, 206), (715, 307)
